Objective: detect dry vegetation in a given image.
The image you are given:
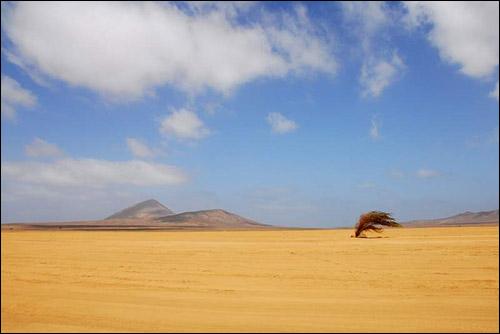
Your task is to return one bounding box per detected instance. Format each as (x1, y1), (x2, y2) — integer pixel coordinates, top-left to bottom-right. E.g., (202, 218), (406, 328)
(354, 211), (401, 237)
(2, 227), (499, 332)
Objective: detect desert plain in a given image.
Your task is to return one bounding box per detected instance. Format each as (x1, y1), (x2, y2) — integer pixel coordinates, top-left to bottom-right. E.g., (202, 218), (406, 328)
(1, 226), (498, 333)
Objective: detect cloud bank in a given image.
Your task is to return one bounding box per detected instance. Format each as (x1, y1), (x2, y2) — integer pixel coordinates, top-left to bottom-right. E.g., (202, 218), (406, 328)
(1, 159), (187, 187)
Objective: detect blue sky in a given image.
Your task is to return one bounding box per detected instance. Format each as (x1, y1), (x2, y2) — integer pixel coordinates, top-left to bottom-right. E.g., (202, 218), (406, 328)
(1, 1), (498, 226)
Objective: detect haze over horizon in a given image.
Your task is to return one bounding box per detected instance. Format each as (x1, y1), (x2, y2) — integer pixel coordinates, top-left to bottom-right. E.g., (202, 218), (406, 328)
(1, 2), (499, 227)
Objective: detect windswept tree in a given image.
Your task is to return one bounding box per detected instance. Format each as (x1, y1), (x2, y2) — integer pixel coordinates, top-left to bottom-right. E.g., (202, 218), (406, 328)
(354, 211), (401, 238)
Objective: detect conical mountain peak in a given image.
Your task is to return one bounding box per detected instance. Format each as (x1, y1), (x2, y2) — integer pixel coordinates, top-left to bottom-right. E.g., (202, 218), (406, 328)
(106, 199), (174, 220)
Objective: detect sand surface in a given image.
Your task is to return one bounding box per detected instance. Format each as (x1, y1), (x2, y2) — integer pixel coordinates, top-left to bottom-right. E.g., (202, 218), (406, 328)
(1, 227), (498, 332)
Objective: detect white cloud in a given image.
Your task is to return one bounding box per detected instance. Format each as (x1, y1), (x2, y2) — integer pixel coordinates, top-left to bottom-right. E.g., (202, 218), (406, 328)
(1, 75), (37, 120)
(185, 1), (257, 19)
(369, 116), (381, 140)
(2, 48), (51, 87)
(263, 4), (336, 76)
(341, 3), (404, 97)
(25, 138), (64, 158)
(490, 81), (499, 102)
(1, 159), (187, 187)
(361, 52), (405, 97)
(341, 1), (390, 47)
(266, 112), (298, 134)
(3, 2), (336, 100)
(416, 168), (440, 179)
(160, 108), (210, 140)
(126, 138), (155, 158)
(404, 2), (499, 79)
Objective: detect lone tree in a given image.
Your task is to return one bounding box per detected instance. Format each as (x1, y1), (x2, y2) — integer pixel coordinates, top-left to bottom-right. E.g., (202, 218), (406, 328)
(354, 211), (401, 238)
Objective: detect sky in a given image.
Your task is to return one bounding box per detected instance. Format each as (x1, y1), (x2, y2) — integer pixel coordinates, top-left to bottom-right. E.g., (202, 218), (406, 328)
(1, 1), (498, 227)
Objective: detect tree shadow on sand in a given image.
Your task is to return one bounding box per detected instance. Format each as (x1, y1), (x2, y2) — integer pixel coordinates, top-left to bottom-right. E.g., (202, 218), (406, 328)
(350, 234), (389, 239)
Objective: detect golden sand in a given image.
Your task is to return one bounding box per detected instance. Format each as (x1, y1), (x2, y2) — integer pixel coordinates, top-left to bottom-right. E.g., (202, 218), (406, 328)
(1, 227), (498, 332)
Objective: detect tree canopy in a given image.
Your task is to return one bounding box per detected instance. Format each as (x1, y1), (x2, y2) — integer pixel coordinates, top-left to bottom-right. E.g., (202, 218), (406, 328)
(354, 211), (401, 238)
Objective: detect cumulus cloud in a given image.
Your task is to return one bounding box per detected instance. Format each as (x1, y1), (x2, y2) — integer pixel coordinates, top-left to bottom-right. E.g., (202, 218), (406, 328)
(25, 138), (64, 158)
(126, 138), (155, 158)
(369, 115), (381, 140)
(1, 159), (187, 187)
(361, 52), (405, 98)
(267, 112), (298, 134)
(490, 81), (499, 102)
(404, 1), (499, 79)
(2, 2), (336, 100)
(1, 75), (37, 120)
(416, 168), (440, 179)
(160, 108), (210, 140)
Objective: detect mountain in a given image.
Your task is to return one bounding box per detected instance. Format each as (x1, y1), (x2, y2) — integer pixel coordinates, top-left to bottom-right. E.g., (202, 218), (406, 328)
(3, 201), (272, 231)
(3, 208), (269, 231)
(403, 209), (499, 227)
(155, 209), (269, 228)
(105, 199), (174, 220)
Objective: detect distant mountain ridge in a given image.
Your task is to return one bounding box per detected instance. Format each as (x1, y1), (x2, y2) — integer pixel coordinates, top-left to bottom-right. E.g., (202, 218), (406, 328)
(403, 209), (498, 227)
(101, 199), (269, 229)
(106, 199), (174, 220)
(2, 199), (272, 230)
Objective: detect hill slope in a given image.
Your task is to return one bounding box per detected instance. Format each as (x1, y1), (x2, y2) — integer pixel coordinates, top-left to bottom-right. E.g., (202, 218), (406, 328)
(155, 209), (268, 228)
(106, 199), (174, 220)
(404, 209), (498, 227)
